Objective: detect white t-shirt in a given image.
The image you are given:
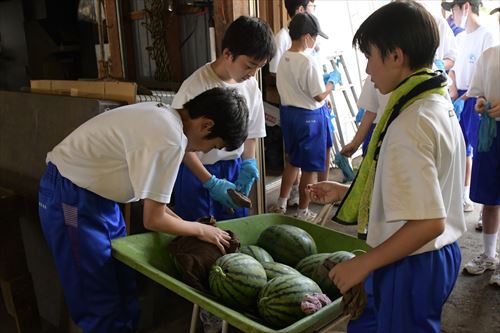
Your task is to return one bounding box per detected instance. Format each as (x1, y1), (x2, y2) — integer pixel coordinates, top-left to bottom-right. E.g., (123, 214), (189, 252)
(434, 14), (458, 63)
(367, 94), (466, 255)
(467, 45), (500, 121)
(452, 25), (495, 90)
(268, 27), (325, 74)
(269, 28), (291, 74)
(357, 77), (391, 124)
(276, 51), (325, 110)
(47, 102), (186, 204)
(172, 63), (266, 165)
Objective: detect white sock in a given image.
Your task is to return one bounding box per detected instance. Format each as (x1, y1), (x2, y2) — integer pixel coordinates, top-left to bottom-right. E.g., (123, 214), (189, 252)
(483, 233), (498, 259)
(464, 186), (471, 203)
(277, 197), (287, 209)
(297, 208), (308, 216)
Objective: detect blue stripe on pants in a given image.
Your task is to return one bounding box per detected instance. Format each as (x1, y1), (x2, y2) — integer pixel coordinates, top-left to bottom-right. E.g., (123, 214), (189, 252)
(348, 242), (461, 333)
(38, 163), (140, 333)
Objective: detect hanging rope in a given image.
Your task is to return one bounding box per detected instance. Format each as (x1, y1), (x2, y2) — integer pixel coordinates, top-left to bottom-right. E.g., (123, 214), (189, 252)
(143, 0), (174, 81)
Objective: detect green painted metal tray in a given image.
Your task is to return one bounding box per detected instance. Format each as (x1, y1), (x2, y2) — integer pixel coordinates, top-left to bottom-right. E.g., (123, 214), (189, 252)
(111, 213), (369, 333)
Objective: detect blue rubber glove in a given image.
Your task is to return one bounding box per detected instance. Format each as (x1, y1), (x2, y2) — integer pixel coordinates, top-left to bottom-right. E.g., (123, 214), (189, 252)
(453, 99), (465, 121)
(434, 59), (445, 71)
(202, 176), (238, 209)
(234, 159), (259, 196)
(355, 108), (366, 124)
(323, 70), (342, 88)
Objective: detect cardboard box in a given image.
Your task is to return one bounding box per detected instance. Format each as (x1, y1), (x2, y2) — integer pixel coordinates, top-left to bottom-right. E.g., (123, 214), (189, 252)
(30, 80), (137, 104)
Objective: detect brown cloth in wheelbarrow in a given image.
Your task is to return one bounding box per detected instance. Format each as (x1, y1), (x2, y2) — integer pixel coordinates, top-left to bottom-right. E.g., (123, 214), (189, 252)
(321, 258), (367, 320)
(167, 216), (240, 293)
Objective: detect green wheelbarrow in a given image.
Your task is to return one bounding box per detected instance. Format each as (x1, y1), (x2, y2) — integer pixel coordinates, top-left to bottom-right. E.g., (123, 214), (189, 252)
(111, 213), (369, 333)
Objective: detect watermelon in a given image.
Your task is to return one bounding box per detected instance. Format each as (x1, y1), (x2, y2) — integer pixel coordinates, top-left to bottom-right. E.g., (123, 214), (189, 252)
(239, 245), (274, 263)
(258, 275), (322, 328)
(297, 251), (355, 300)
(257, 224), (317, 266)
(261, 262), (301, 280)
(209, 253), (267, 309)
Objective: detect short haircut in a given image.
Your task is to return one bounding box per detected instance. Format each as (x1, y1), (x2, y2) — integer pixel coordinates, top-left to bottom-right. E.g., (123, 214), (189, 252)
(284, 0), (313, 18)
(221, 16), (276, 63)
(352, 0), (438, 70)
(183, 87), (249, 151)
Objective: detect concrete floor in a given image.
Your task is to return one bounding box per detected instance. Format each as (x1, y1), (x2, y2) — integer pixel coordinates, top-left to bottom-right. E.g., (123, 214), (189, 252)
(1, 167), (498, 332)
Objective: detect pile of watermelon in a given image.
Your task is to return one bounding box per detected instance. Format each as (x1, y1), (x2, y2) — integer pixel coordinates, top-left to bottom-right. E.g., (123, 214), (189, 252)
(198, 224), (357, 329)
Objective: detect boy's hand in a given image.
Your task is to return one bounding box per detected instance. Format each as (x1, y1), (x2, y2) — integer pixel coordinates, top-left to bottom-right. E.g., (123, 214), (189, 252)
(341, 142), (359, 158)
(433, 59), (445, 71)
(203, 176), (238, 209)
(475, 97), (488, 113)
(197, 223), (231, 254)
(452, 98), (465, 119)
(306, 181), (342, 204)
(235, 159), (259, 196)
(329, 256), (369, 294)
(488, 101), (500, 118)
(323, 70), (342, 88)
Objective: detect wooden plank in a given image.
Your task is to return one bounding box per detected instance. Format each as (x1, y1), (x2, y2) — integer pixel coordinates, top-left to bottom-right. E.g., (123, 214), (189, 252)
(105, 0), (124, 79)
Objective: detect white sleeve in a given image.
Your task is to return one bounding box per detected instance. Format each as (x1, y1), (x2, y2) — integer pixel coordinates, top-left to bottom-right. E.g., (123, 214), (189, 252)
(247, 86), (267, 139)
(171, 80), (193, 109)
(357, 78), (379, 112)
(126, 144), (184, 203)
(441, 23), (458, 61)
(269, 31), (290, 74)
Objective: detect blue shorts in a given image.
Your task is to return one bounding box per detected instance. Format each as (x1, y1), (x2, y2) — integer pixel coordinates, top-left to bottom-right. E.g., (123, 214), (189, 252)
(38, 163), (140, 333)
(280, 104), (332, 172)
(362, 123), (376, 157)
(173, 158), (248, 221)
(457, 90), (479, 157)
(348, 242), (461, 333)
(471, 121), (500, 205)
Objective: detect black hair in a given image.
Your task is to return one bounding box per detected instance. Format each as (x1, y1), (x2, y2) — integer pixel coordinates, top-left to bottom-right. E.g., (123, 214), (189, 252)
(183, 87), (249, 151)
(458, 1), (481, 15)
(221, 16), (276, 63)
(352, 0), (438, 70)
(284, 0), (313, 18)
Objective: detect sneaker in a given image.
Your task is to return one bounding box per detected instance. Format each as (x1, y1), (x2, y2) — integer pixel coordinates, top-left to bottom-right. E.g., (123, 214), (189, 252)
(294, 209), (317, 223)
(463, 253), (499, 275)
(288, 187), (299, 207)
(463, 201), (474, 213)
(268, 204), (286, 214)
(489, 266), (500, 287)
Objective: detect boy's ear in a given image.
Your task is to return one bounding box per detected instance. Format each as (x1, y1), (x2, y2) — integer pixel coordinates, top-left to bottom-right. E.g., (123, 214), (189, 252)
(222, 48), (233, 61)
(200, 117), (215, 133)
(391, 47), (406, 67)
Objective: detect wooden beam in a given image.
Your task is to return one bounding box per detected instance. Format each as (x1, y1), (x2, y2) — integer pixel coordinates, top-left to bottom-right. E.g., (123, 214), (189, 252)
(212, 0), (251, 56)
(105, 0), (124, 79)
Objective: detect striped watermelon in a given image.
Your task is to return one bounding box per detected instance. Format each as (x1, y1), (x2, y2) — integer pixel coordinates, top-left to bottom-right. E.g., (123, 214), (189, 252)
(239, 245), (274, 263)
(209, 253), (267, 309)
(297, 251), (355, 300)
(258, 274), (322, 328)
(257, 224), (317, 266)
(261, 262), (301, 280)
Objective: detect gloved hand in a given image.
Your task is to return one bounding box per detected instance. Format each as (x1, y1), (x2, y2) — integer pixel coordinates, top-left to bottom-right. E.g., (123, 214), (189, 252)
(434, 59), (445, 71)
(323, 69), (342, 88)
(203, 176), (238, 209)
(453, 98), (465, 120)
(234, 159), (259, 196)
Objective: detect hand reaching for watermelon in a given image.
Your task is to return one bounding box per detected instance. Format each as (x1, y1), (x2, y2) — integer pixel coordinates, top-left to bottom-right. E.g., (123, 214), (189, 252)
(197, 223), (232, 255)
(306, 181), (349, 204)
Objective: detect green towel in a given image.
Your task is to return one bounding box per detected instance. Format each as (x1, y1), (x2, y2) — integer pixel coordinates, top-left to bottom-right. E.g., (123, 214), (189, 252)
(477, 102), (497, 153)
(333, 68), (448, 235)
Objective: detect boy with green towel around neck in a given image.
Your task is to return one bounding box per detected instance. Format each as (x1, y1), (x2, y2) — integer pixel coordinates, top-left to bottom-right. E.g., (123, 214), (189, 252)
(307, 1), (466, 332)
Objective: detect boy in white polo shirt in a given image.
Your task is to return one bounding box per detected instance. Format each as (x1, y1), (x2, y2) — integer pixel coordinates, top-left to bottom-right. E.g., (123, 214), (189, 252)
(308, 1), (466, 331)
(172, 16), (275, 221)
(38, 87), (249, 333)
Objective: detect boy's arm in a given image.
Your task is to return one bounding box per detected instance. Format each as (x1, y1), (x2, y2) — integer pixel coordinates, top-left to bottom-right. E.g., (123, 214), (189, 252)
(329, 218), (445, 294)
(142, 198), (231, 254)
(314, 82), (334, 102)
(241, 138), (256, 160)
(183, 152), (212, 184)
(448, 70), (458, 100)
(341, 111), (377, 157)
